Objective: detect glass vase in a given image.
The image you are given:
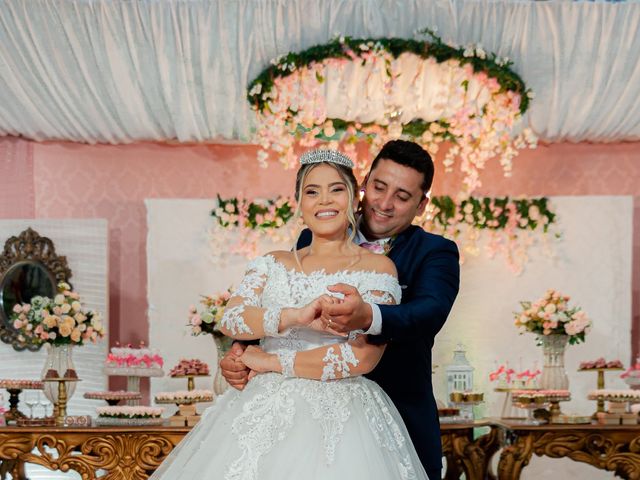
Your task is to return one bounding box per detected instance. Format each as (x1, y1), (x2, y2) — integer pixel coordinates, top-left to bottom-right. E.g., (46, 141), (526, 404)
(41, 343), (77, 403)
(538, 334), (569, 390)
(212, 337), (230, 396)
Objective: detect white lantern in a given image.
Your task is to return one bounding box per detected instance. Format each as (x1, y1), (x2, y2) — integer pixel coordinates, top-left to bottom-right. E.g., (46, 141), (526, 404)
(446, 343), (474, 401)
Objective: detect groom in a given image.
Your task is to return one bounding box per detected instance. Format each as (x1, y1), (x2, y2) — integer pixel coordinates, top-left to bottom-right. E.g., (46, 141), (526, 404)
(221, 140), (460, 479)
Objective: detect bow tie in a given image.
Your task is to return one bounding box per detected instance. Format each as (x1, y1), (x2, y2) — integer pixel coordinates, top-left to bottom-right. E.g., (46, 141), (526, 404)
(359, 240), (390, 255)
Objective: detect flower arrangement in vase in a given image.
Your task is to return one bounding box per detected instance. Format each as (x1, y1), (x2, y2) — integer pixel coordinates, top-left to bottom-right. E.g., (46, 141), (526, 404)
(9, 281), (105, 403)
(514, 289), (591, 345)
(10, 282), (105, 346)
(514, 289), (591, 390)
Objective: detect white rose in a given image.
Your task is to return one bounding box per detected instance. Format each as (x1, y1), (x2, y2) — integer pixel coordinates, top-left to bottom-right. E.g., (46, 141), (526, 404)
(61, 304), (71, 314)
(54, 294), (65, 305)
(71, 301), (82, 311)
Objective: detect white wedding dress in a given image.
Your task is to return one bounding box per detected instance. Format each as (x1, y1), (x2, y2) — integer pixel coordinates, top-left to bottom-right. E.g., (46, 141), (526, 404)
(151, 256), (429, 480)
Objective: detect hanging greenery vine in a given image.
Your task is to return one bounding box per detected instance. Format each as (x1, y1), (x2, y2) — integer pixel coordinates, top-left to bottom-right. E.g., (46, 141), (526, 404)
(209, 194), (558, 274)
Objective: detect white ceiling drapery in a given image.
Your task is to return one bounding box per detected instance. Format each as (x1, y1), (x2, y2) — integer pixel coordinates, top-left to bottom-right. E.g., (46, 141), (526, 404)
(0, 0), (639, 144)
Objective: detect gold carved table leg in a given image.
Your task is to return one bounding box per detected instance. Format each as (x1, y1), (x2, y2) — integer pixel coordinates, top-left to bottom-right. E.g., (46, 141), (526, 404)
(497, 431), (535, 480)
(0, 434), (33, 480)
(443, 427), (500, 480)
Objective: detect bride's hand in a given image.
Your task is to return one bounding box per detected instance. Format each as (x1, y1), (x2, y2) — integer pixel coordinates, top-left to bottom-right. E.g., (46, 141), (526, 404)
(240, 345), (278, 375)
(296, 295), (346, 336)
(282, 295), (335, 329)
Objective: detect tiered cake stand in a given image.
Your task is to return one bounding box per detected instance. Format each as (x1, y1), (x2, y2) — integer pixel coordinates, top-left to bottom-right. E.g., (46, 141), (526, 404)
(579, 367), (624, 417)
(449, 392), (484, 422)
(171, 373), (210, 392)
(0, 379), (44, 424)
(103, 366), (164, 405)
(84, 391), (142, 406)
(511, 393), (550, 425)
(155, 391), (213, 427)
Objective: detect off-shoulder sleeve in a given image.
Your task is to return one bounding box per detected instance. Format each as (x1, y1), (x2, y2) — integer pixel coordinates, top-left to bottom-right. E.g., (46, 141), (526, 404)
(219, 255), (282, 339)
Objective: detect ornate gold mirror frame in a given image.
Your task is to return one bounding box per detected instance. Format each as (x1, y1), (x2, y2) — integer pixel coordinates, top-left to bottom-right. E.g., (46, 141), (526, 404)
(0, 228), (72, 351)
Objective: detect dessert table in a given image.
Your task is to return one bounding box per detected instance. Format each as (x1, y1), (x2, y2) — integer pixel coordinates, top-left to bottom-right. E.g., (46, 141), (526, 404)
(0, 423), (496, 480)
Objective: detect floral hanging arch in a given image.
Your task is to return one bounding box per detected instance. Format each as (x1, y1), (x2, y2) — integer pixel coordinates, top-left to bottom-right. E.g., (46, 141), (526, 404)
(247, 31), (537, 192)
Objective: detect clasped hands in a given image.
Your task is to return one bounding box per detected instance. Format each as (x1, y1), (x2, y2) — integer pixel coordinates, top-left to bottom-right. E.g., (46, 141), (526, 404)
(220, 283), (373, 390)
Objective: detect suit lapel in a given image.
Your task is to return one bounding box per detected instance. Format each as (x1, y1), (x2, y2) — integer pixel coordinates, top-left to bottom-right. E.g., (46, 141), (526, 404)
(388, 225), (417, 260)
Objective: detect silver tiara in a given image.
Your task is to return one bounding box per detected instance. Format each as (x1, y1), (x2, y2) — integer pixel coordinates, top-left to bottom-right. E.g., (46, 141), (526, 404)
(299, 149), (354, 168)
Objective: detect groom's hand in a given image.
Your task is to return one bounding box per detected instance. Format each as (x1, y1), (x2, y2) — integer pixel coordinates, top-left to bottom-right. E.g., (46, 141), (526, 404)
(322, 283), (373, 333)
(220, 342), (250, 390)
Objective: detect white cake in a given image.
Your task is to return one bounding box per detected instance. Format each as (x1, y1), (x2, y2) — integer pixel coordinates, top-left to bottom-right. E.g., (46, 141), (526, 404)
(104, 345), (164, 377)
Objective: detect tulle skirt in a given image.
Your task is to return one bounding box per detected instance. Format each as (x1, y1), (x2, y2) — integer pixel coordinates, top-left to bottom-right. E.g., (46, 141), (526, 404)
(150, 373), (429, 480)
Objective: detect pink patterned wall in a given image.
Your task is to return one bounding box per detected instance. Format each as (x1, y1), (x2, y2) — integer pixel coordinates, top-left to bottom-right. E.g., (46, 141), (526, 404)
(1, 137), (639, 390)
(30, 141), (296, 347)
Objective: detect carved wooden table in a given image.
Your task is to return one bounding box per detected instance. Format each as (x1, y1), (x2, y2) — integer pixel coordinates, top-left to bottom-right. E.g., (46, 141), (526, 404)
(7, 421), (638, 479)
(496, 421), (640, 480)
(0, 426), (190, 480)
(441, 421), (501, 480)
(0, 423), (499, 480)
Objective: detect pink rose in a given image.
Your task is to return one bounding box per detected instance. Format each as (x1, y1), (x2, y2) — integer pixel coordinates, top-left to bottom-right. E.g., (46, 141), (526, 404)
(12, 304), (22, 314)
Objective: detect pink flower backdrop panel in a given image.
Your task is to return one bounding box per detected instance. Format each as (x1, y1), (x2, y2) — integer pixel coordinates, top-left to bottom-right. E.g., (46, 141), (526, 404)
(0, 137), (34, 218)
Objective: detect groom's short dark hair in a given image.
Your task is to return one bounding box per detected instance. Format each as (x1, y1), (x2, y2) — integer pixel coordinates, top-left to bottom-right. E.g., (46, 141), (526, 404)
(371, 140), (434, 193)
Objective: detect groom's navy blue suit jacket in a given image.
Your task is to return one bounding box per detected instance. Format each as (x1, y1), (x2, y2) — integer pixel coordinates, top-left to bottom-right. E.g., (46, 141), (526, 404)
(297, 225), (460, 471)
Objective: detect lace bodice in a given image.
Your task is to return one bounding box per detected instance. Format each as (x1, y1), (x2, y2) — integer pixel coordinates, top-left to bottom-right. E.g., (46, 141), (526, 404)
(233, 255), (401, 354)
(150, 255), (425, 480)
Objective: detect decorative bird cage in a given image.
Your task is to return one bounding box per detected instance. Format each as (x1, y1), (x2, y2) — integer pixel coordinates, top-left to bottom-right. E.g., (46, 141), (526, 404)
(446, 344), (474, 400)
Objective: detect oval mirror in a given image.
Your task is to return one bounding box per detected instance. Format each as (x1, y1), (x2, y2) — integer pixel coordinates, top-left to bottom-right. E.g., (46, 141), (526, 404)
(0, 228), (72, 351)
(0, 261), (57, 321)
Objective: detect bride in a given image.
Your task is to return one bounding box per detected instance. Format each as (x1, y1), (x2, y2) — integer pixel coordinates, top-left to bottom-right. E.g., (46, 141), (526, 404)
(150, 150), (429, 480)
